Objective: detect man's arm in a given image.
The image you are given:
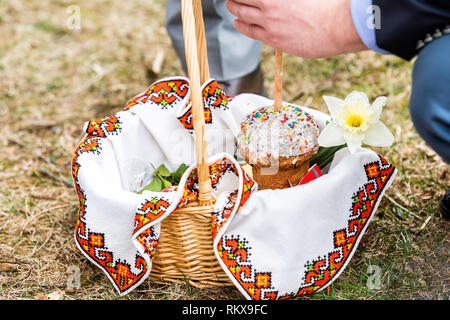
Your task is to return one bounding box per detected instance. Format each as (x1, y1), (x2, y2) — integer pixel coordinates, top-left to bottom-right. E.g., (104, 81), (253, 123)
(226, 0), (366, 58)
(226, 0), (450, 60)
(373, 0), (450, 60)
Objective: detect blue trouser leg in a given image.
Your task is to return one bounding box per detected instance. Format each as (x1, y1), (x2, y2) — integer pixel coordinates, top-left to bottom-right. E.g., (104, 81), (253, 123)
(165, 0), (262, 82)
(410, 34), (450, 164)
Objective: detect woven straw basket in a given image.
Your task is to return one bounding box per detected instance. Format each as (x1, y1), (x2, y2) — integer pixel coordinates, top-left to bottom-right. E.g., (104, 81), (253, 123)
(149, 0), (232, 287)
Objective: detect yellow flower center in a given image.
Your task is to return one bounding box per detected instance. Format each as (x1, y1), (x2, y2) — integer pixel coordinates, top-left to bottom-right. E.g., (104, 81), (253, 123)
(346, 114), (365, 128)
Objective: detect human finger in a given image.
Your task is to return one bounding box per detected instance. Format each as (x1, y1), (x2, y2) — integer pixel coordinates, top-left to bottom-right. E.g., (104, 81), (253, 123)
(226, 0), (263, 25)
(228, 0), (264, 9)
(233, 18), (267, 42)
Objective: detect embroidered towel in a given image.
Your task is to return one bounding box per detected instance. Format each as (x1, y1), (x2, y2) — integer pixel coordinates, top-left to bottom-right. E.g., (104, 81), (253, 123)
(72, 77), (396, 298)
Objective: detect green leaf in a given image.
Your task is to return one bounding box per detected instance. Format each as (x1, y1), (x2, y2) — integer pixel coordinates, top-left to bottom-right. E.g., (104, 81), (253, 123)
(310, 145), (346, 169)
(136, 163), (190, 194)
(162, 179), (172, 189)
(154, 164), (171, 177)
(141, 177), (163, 192)
(171, 163), (189, 183)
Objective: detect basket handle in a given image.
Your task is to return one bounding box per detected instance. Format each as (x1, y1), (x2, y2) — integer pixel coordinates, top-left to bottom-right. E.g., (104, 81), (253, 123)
(192, 0), (210, 83)
(181, 0), (213, 206)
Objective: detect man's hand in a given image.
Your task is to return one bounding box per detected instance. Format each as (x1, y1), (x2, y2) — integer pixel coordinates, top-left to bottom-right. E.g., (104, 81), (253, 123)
(226, 0), (367, 58)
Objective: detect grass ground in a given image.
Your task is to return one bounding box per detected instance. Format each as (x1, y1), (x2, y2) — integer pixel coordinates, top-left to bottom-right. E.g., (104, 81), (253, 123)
(0, 0), (448, 300)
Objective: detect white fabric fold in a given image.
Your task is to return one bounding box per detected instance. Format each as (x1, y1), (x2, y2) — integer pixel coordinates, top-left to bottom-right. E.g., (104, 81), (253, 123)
(218, 148), (396, 299)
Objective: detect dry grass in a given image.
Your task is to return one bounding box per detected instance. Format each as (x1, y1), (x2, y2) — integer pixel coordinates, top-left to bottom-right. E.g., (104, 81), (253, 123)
(0, 0), (448, 300)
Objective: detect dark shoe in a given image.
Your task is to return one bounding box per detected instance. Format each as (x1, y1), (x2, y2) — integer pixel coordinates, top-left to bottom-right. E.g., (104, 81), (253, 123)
(439, 189), (450, 220)
(218, 64), (266, 96)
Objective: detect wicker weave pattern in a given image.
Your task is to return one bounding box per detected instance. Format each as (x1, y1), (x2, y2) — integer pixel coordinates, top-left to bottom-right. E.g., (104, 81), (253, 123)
(150, 203), (232, 287)
(149, 0), (232, 288)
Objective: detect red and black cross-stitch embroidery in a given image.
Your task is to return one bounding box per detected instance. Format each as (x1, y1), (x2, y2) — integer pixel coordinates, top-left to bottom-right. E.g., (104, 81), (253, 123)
(124, 79), (189, 111)
(133, 197), (171, 234)
(278, 154), (395, 298)
(203, 80), (230, 110)
(212, 191), (237, 240)
(122, 78), (230, 130)
(177, 80), (230, 131)
(212, 169), (256, 241)
(211, 169), (273, 299)
(175, 157), (238, 210)
(218, 235), (278, 300)
(76, 138), (101, 155)
(209, 158), (235, 188)
(72, 77), (254, 295)
(217, 155), (394, 300)
(130, 157), (255, 271)
(75, 114), (121, 158)
(73, 114), (150, 294)
(177, 101), (213, 131)
(135, 157), (254, 247)
(86, 115), (122, 137)
(237, 171), (255, 212)
(135, 226), (159, 258)
(72, 114), (122, 226)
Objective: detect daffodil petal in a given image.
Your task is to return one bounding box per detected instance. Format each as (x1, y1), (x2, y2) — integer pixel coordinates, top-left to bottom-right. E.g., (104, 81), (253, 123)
(323, 96), (344, 119)
(371, 96), (387, 121)
(363, 120), (394, 147)
(344, 132), (364, 154)
(345, 91), (370, 107)
(318, 123), (345, 147)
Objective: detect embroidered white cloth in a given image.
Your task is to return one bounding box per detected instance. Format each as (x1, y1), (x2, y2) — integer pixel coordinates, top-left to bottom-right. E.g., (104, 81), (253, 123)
(72, 77), (396, 299)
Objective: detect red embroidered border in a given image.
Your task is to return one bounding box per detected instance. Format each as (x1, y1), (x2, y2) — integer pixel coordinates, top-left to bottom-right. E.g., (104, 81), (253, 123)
(73, 115), (150, 293)
(218, 155), (394, 300)
(124, 79), (189, 111)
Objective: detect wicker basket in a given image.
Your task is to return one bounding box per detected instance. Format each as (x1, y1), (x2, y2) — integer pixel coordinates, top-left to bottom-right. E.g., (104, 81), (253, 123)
(149, 0), (232, 288)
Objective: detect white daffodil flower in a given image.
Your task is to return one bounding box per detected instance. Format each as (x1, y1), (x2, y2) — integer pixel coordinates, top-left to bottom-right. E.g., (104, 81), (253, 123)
(318, 91), (394, 153)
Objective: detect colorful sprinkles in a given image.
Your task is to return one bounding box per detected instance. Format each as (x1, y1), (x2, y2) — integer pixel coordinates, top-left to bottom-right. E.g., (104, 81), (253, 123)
(238, 105), (320, 162)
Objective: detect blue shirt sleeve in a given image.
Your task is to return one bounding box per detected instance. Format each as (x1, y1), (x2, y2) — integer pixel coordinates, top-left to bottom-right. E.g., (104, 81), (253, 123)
(350, 0), (391, 54)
